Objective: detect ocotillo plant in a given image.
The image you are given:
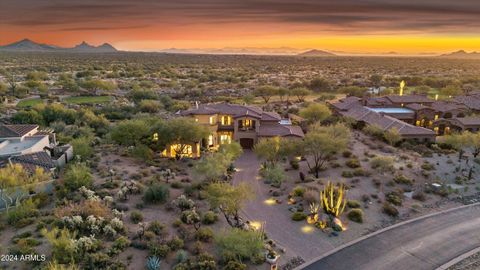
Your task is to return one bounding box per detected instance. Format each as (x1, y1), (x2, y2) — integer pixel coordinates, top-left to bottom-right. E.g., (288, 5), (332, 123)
(320, 181), (347, 217)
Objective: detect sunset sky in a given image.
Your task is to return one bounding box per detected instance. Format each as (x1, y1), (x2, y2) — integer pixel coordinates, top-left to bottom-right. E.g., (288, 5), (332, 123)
(1, 0), (480, 55)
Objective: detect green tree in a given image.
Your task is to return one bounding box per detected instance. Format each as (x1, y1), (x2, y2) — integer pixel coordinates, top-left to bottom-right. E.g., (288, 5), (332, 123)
(63, 163), (93, 191)
(254, 85), (278, 103)
(299, 103), (332, 124)
(204, 182), (253, 228)
(369, 74), (383, 88)
(254, 137), (299, 167)
(300, 123), (350, 177)
(71, 136), (93, 160)
(384, 128), (402, 146)
(339, 86), (368, 97)
(110, 119), (151, 146)
(11, 110), (44, 125)
(309, 77), (331, 92)
(290, 87), (312, 102)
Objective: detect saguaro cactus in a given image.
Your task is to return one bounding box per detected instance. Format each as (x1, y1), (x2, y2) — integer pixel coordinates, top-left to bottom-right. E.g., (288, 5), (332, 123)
(320, 181), (347, 217)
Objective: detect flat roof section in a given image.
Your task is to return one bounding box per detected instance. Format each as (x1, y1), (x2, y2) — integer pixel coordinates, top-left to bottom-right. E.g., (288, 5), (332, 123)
(367, 107), (414, 114)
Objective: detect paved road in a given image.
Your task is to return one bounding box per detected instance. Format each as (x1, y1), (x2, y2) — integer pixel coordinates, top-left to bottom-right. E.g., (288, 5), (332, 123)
(232, 151), (335, 262)
(302, 203), (480, 270)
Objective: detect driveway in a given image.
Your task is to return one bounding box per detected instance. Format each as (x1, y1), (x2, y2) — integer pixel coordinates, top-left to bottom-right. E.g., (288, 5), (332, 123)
(301, 203), (480, 270)
(232, 151), (335, 262)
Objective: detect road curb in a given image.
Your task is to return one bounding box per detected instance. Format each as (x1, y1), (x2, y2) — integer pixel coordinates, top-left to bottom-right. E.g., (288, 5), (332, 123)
(297, 202), (480, 270)
(435, 246), (480, 270)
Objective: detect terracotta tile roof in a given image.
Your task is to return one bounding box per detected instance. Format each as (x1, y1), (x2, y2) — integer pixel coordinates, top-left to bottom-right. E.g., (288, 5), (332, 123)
(258, 123), (304, 138)
(181, 103), (283, 121)
(384, 95), (434, 104)
(453, 117), (480, 126)
(340, 106), (435, 136)
(453, 95), (480, 111)
(9, 151), (56, 171)
(330, 96), (362, 111)
(364, 97), (393, 107)
(405, 103), (434, 111)
(430, 101), (467, 113)
(0, 124), (38, 138)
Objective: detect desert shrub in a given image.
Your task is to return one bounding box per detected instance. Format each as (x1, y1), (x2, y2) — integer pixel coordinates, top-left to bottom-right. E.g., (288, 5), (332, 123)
(173, 195), (195, 210)
(192, 241), (204, 255)
(63, 163), (93, 191)
(147, 221), (166, 236)
(143, 184), (170, 204)
(421, 162), (434, 171)
(195, 227), (214, 242)
(262, 165), (286, 188)
(175, 250), (188, 264)
(341, 171), (354, 178)
(149, 242), (170, 258)
(386, 191), (403, 206)
(201, 211), (218, 225)
(291, 212), (307, 221)
(292, 186), (306, 197)
(7, 198), (39, 227)
(290, 159), (300, 170)
(412, 191), (426, 202)
(130, 211), (144, 224)
(224, 261), (247, 270)
(393, 175), (413, 185)
(347, 200), (361, 208)
(353, 168), (369, 176)
(383, 203), (399, 217)
(303, 190), (318, 203)
(347, 209), (364, 223)
(215, 229), (263, 262)
(346, 159), (360, 168)
(342, 151), (352, 158)
(110, 236), (131, 255)
(168, 236), (184, 251)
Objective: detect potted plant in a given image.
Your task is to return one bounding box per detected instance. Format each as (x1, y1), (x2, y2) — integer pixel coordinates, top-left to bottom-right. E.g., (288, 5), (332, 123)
(266, 249), (279, 264)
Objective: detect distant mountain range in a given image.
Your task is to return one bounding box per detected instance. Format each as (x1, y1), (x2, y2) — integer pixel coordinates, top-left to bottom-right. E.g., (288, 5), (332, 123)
(440, 50), (480, 59)
(0, 39), (117, 53)
(297, 49), (336, 56)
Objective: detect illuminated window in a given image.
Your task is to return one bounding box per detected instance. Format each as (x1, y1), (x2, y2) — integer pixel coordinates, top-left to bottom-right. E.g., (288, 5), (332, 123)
(152, 133), (159, 142)
(171, 144), (193, 158)
(195, 118), (199, 122)
(434, 127), (439, 135)
(209, 116), (215, 125)
(221, 116), (232, 125)
(415, 120), (421, 126)
(220, 134), (231, 144)
(434, 114), (439, 120)
(208, 135), (214, 146)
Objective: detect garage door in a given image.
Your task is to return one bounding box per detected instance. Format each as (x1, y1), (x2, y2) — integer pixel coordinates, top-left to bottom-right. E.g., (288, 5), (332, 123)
(239, 138), (254, 149)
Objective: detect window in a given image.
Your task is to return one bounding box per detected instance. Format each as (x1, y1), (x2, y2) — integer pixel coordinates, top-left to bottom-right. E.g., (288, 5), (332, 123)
(221, 116), (232, 125)
(209, 116), (215, 125)
(220, 134), (231, 144)
(171, 144), (193, 158)
(434, 114), (439, 120)
(152, 133), (159, 142)
(434, 127), (439, 135)
(208, 134), (214, 146)
(415, 120), (420, 126)
(195, 118), (199, 122)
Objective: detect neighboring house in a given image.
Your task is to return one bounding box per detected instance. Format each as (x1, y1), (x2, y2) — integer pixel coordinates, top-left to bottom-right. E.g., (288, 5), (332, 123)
(0, 124), (73, 174)
(331, 93), (480, 138)
(170, 103), (305, 158)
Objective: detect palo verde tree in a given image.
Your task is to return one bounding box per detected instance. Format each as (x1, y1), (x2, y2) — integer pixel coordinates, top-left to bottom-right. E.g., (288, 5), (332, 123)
(300, 123), (351, 178)
(254, 85), (278, 104)
(253, 137), (300, 167)
(204, 182), (253, 228)
(299, 103), (332, 125)
(195, 142), (243, 182)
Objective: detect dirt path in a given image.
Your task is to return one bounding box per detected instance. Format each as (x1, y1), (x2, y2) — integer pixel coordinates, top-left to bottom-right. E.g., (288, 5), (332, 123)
(232, 150), (335, 263)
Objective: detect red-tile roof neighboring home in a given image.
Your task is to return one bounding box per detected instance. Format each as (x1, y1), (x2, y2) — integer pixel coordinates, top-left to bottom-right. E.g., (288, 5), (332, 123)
(452, 116), (480, 127)
(0, 124), (38, 138)
(384, 95), (434, 104)
(430, 101), (468, 113)
(9, 151), (56, 173)
(453, 95), (480, 111)
(339, 106), (435, 137)
(406, 103), (435, 111)
(329, 96), (362, 111)
(180, 103), (264, 118)
(364, 97), (393, 107)
(258, 123), (305, 138)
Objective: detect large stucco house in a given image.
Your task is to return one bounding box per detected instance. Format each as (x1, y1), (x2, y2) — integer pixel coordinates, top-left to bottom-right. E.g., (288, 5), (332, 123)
(162, 103), (304, 158)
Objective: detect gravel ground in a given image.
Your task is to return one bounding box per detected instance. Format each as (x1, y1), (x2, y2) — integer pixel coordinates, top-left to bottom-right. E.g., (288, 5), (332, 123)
(447, 251), (480, 270)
